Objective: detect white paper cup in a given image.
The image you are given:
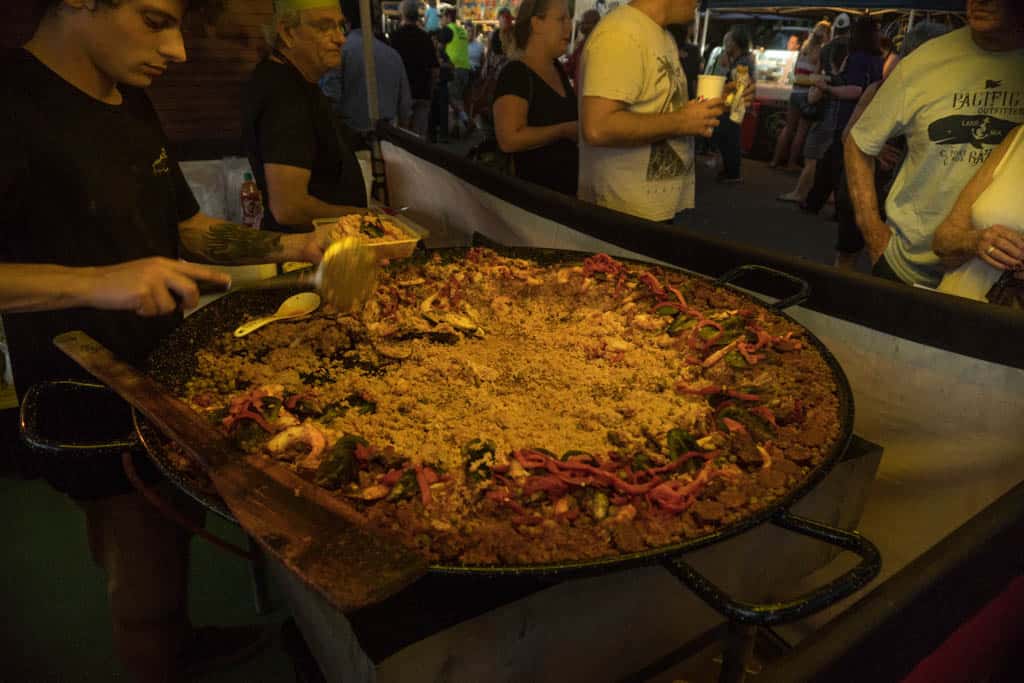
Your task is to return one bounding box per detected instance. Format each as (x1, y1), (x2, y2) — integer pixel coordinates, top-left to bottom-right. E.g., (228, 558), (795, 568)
(696, 74), (726, 101)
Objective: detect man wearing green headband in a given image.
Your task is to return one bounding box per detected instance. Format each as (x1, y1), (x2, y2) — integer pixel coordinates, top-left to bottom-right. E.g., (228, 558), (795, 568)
(242, 0), (369, 233)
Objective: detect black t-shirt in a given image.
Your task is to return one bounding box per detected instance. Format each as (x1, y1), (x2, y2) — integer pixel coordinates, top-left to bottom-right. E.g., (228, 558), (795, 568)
(242, 59), (367, 232)
(390, 24), (439, 100)
(493, 60), (579, 196)
(489, 29), (505, 57)
(0, 49), (196, 399)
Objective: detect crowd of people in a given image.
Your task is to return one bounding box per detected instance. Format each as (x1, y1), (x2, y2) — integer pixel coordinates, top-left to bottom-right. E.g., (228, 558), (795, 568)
(755, 0), (1022, 304)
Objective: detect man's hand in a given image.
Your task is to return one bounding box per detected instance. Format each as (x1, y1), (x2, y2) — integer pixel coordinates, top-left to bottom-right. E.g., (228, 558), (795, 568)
(85, 258), (231, 316)
(977, 224), (1024, 271)
(878, 143), (904, 172)
(724, 80), (755, 109)
(560, 121), (579, 141)
(677, 98), (726, 138)
(303, 220), (340, 264)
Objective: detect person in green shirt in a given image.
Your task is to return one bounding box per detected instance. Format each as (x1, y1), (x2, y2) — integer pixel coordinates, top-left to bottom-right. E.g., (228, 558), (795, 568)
(440, 7), (473, 134)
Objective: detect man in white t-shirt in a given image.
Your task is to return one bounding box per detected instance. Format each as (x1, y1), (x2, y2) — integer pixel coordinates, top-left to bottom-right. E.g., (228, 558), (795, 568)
(846, 0), (1024, 287)
(578, 0), (733, 222)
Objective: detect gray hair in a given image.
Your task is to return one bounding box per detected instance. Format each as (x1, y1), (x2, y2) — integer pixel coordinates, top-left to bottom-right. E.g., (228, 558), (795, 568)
(399, 0), (420, 21)
(262, 8), (302, 50)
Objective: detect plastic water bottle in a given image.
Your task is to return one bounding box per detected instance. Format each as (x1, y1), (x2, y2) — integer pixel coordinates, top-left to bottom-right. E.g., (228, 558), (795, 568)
(240, 172), (263, 228)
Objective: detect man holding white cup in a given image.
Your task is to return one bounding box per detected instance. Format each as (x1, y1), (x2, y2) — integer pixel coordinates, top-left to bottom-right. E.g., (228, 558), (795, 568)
(578, 0), (751, 222)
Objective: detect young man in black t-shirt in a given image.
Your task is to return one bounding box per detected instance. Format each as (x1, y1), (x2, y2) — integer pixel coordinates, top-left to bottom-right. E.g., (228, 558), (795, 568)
(242, 0), (368, 233)
(0, 1), (339, 679)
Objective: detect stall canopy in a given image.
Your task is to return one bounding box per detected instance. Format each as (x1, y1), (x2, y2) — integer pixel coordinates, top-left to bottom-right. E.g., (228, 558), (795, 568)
(702, 0), (965, 9)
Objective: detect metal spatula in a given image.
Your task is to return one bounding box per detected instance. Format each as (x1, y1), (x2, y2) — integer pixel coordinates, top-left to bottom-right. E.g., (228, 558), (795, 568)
(202, 236), (378, 313)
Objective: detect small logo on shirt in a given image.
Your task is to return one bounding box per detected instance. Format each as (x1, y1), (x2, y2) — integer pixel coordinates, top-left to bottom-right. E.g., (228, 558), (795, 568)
(152, 147), (170, 176)
(928, 115), (1016, 148)
(985, 79), (1003, 89)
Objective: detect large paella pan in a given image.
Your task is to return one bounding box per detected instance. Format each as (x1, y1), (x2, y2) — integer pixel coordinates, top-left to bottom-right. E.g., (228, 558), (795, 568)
(132, 247), (871, 590)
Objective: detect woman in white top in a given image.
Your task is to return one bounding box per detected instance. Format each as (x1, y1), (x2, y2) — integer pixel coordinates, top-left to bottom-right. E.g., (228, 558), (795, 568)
(933, 125), (1024, 304)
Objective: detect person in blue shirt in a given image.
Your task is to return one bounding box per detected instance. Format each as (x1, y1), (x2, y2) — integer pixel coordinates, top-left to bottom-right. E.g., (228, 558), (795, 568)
(320, 0), (413, 132)
(424, 0), (441, 33)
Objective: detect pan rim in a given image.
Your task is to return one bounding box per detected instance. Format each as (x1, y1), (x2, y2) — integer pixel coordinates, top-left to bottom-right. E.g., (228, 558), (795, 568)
(134, 246), (855, 575)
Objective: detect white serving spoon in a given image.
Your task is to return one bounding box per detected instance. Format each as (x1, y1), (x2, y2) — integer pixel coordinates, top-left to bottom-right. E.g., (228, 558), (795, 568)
(233, 292), (322, 338)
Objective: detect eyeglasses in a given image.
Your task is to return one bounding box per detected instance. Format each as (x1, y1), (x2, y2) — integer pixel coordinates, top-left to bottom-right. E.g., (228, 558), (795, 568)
(304, 19), (350, 36)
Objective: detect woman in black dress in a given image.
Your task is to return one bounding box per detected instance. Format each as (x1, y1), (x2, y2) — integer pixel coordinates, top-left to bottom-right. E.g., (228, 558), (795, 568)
(492, 0), (579, 195)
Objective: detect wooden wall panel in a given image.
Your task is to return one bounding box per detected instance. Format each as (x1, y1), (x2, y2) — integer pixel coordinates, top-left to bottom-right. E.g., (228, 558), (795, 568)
(0, 1), (274, 153)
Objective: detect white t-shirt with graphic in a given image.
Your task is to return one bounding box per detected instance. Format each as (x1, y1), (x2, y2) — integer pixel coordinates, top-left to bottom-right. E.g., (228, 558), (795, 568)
(850, 27), (1024, 287)
(578, 4), (694, 222)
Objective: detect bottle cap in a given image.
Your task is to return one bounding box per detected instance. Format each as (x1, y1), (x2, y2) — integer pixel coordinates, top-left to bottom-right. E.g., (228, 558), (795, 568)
(244, 172), (253, 181)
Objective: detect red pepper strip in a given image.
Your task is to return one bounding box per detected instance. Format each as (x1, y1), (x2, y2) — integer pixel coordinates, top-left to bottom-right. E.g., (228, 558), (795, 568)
(516, 449), (662, 495)
(522, 475), (569, 498)
(736, 342), (765, 365)
(611, 494), (630, 505)
(353, 443), (377, 462)
(747, 327), (774, 351)
(667, 285), (689, 310)
(614, 274), (628, 297)
(485, 487), (510, 501)
(647, 468), (712, 512)
(414, 466), (432, 507)
(381, 467), (407, 485)
(491, 463), (510, 474)
(703, 339), (740, 368)
(513, 449), (550, 469)
(721, 417), (748, 434)
(749, 406), (778, 428)
(725, 389), (762, 402)
(283, 391), (314, 411)
(647, 451), (715, 475)
(639, 271), (665, 297)
(485, 489), (537, 521)
(420, 466), (441, 486)
(226, 409), (274, 433)
(582, 253), (624, 278)
(675, 383), (721, 396)
(552, 458), (663, 495)
(554, 471), (603, 487)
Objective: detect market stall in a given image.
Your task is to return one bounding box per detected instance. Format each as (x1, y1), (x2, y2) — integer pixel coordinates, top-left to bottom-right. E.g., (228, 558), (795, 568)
(6, 0), (1021, 680)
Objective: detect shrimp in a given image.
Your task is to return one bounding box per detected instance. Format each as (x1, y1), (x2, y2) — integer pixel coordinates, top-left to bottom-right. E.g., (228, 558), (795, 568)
(266, 423), (326, 470)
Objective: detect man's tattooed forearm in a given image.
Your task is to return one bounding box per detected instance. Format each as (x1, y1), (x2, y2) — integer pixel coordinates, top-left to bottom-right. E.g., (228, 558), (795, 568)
(181, 223), (284, 264)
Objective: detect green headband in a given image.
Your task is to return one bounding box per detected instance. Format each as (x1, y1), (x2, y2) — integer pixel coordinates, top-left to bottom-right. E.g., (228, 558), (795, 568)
(274, 0), (339, 11)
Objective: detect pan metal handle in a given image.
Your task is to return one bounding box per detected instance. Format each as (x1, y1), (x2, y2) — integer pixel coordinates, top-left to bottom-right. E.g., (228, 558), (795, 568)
(716, 265), (810, 311)
(662, 510), (881, 626)
(20, 380), (138, 453)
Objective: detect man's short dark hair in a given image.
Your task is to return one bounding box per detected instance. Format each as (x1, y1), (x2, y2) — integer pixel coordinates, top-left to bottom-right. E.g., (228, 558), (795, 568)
(442, 7), (457, 20)
(36, 0), (220, 22)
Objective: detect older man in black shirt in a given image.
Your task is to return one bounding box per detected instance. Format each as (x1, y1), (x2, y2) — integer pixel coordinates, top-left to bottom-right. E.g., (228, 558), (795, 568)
(242, 0), (368, 233)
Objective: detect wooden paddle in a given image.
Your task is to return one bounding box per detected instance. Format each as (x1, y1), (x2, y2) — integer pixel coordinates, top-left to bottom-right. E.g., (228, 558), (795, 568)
(54, 330), (428, 612)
